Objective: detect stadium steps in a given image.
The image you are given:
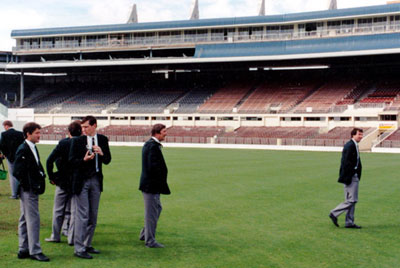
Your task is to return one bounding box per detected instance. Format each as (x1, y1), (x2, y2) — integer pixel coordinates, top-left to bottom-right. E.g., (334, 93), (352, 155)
(235, 83), (259, 109)
(165, 89), (192, 112)
(287, 81), (325, 113)
(356, 83), (377, 103)
(107, 89), (137, 112)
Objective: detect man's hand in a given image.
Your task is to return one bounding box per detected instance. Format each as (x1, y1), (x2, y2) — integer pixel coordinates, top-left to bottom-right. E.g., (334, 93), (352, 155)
(84, 150), (95, 161)
(92, 145), (103, 156)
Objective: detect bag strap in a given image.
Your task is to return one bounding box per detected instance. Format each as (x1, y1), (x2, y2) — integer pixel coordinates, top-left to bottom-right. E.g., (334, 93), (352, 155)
(0, 160), (5, 171)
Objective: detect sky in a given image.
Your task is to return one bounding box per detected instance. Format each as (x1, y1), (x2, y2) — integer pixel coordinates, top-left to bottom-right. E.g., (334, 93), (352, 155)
(0, 0), (387, 51)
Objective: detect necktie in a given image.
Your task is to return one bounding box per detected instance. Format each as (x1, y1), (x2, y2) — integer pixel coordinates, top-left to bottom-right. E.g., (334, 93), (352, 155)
(93, 137), (98, 172)
(34, 145), (39, 163)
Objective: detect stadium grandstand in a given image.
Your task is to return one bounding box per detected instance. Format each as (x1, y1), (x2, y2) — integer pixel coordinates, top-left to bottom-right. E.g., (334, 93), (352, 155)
(2, 2), (400, 151)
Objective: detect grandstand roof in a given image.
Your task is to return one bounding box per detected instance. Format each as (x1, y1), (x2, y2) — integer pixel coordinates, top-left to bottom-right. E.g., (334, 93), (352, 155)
(11, 4), (400, 38)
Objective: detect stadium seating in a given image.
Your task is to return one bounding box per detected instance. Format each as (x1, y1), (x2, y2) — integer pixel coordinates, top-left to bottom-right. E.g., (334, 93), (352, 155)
(40, 124), (69, 140)
(113, 87), (186, 114)
(238, 80), (319, 113)
(377, 129), (400, 147)
(58, 86), (128, 114)
(217, 127), (320, 145)
(164, 126), (225, 143)
(359, 79), (400, 106)
(294, 79), (359, 113)
(97, 125), (150, 142)
(174, 87), (217, 113)
(198, 81), (253, 113)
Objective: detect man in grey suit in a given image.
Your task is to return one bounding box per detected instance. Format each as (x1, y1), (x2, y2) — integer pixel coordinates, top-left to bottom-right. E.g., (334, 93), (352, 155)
(13, 122), (49, 262)
(45, 121), (82, 244)
(329, 128), (363, 229)
(139, 124), (171, 248)
(0, 120), (25, 199)
(69, 116), (111, 259)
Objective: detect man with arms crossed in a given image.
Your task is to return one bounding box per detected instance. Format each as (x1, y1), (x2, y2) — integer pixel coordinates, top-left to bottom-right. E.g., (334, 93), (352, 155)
(0, 120), (25, 199)
(329, 128), (363, 229)
(45, 121), (82, 244)
(139, 124), (171, 248)
(14, 122), (49, 261)
(69, 116), (111, 259)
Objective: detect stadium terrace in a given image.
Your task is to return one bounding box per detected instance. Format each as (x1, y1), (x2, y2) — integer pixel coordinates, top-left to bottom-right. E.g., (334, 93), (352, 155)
(1, 3), (400, 152)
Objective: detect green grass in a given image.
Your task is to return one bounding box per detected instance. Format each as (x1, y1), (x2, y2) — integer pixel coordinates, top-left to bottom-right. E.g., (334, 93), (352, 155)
(0, 145), (399, 267)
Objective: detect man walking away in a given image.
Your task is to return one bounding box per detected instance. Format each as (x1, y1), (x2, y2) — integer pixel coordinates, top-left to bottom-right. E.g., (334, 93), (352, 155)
(329, 128), (363, 229)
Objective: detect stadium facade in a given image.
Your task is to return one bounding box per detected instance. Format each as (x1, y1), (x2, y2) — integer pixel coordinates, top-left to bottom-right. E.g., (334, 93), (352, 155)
(2, 3), (400, 151)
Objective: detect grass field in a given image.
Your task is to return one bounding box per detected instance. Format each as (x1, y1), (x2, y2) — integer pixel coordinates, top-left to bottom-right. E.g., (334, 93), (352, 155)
(0, 145), (399, 268)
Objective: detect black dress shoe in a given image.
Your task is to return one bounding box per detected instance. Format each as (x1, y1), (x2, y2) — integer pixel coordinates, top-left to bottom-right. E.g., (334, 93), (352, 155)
(17, 250), (30, 259)
(329, 213), (339, 227)
(30, 253), (50, 262)
(146, 242), (165, 248)
(74, 251), (93, 259)
(345, 224), (362, 229)
(86, 247), (100, 254)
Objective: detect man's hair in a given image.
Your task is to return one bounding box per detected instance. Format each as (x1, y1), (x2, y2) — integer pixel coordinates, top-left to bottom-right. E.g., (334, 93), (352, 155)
(2, 120), (13, 127)
(151, 124), (166, 136)
(81, 115), (97, 126)
(68, 120), (82, 137)
(351, 128), (363, 138)
(23, 122), (41, 138)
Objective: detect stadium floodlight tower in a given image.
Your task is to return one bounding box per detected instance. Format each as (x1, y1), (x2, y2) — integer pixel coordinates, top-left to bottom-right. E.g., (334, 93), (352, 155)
(127, 3), (138, 23)
(190, 0), (199, 20)
(258, 0), (266, 16)
(328, 0), (337, 10)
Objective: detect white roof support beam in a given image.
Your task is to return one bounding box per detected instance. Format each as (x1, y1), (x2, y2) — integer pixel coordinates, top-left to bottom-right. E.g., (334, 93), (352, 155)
(259, 0), (266, 16)
(190, 0), (199, 20)
(328, 0), (337, 10)
(127, 4), (138, 23)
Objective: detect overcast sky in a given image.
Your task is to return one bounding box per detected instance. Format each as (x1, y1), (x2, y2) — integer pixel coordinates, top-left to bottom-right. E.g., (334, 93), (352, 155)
(0, 0), (387, 51)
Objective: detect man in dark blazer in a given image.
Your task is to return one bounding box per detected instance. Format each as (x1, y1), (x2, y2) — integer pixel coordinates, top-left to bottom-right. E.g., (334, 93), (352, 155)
(329, 128), (363, 229)
(13, 122), (49, 262)
(69, 116), (111, 259)
(139, 124), (170, 248)
(45, 121), (82, 244)
(0, 120), (25, 199)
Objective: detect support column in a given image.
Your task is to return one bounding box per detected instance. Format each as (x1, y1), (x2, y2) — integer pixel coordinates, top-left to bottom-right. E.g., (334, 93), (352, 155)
(20, 70), (24, 107)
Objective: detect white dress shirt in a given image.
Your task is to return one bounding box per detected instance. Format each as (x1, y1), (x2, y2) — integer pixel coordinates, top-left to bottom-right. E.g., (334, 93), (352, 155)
(352, 138), (360, 169)
(87, 134), (99, 172)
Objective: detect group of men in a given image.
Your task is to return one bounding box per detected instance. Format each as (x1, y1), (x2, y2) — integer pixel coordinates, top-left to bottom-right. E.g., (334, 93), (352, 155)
(0, 118), (171, 262)
(1, 116), (363, 262)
